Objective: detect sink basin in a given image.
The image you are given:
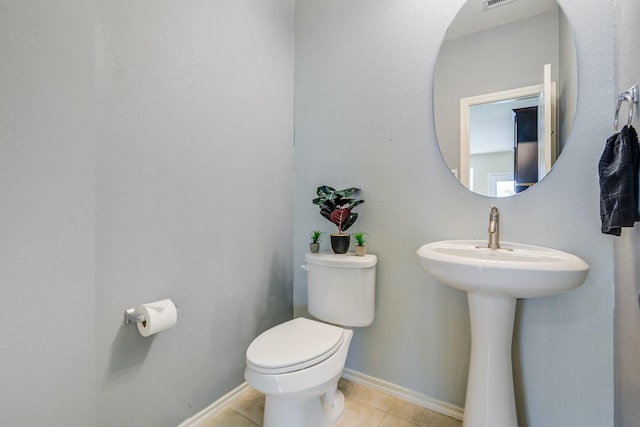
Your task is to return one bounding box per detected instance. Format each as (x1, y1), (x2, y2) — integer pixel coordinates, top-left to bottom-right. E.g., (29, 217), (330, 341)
(417, 239), (589, 298)
(417, 240), (589, 427)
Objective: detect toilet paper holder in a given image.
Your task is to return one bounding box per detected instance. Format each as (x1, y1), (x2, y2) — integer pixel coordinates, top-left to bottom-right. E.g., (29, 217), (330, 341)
(124, 308), (146, 325)
(123, 305), (179, 325)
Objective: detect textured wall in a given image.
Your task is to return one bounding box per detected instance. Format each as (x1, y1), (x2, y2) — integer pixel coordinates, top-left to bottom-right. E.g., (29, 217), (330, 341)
(294, 0), (615, 426)
(95, 1), (294, 425)
(1, 1), (294, 426)
(0, 1), (96, 425)
(614, 0), (640, 425)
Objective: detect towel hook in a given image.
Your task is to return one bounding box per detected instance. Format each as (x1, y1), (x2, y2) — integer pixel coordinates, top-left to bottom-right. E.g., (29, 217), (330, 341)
(614, 85), (639, 132)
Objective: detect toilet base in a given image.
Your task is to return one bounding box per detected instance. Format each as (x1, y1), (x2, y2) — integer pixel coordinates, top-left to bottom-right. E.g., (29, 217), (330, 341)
(263, 382), (345, 427)
(245, 323), (354, 427)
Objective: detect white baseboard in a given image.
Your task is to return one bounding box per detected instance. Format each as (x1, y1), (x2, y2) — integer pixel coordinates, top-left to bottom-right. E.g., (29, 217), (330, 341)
(177, 370), (465, 426)
(342, 368), (465, 421)
(177, 382), (250, 427)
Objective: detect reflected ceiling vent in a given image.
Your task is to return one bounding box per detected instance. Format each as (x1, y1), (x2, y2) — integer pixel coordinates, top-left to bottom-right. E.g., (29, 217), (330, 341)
(482, 0), (517, 11)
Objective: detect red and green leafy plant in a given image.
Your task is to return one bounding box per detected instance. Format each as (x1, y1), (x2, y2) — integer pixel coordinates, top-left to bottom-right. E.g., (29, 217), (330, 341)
(312, 186), (364, 234)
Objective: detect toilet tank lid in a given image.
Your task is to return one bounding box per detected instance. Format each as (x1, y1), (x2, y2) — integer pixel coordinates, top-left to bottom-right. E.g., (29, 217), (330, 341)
(305, 253), (377, 268)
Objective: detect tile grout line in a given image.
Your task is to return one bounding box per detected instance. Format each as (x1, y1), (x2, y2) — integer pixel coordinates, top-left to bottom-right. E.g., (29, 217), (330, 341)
(230, 408), (261, 427)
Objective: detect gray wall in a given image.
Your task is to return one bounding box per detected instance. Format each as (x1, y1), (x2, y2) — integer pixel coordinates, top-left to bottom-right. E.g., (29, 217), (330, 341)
(0, 1), (96, 425)
(1, 1), (294, 426)
(294, 1), (615, 426)
(614, 0), (640, 425)
(95, 1), (294, 426)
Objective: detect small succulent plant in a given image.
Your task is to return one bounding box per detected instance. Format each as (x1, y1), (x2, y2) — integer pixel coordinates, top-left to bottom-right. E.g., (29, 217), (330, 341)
(353, 231), (366, 246)
(310, 230), (324, 244)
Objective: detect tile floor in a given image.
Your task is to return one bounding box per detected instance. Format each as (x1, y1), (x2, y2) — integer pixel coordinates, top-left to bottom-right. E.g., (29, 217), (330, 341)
(198, 378), (462, 427)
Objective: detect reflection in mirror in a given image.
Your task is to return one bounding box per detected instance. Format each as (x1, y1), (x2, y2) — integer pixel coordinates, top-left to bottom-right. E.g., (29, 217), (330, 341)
(434, 0), (577, 197)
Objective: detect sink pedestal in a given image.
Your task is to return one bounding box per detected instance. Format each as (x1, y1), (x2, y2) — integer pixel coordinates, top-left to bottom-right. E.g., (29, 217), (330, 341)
(464, 292), (517, 427)
(417, 240), (590, 427)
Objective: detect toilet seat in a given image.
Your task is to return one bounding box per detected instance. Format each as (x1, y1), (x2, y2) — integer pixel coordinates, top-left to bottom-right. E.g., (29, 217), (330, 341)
(246, 317), (345, 375)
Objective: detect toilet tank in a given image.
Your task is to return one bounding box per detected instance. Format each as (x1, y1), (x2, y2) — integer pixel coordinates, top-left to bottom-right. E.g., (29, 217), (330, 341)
(304, 253), (377, 327)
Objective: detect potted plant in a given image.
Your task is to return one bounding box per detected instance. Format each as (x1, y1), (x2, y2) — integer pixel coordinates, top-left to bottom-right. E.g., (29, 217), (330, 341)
(353, 231), (367, 256)
(309, 230), (324, 253)
(312, 186), (364, 254)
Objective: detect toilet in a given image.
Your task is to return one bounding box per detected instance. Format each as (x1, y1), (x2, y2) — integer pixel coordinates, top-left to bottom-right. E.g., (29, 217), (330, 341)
(245, 252), (377, 427)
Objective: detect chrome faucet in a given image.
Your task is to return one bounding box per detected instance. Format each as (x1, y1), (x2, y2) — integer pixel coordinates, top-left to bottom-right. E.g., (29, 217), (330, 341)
(488, 206), (500, 249)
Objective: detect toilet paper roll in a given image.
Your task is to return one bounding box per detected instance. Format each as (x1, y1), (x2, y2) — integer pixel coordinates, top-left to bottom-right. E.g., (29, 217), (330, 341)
(136, 299), (178, 337)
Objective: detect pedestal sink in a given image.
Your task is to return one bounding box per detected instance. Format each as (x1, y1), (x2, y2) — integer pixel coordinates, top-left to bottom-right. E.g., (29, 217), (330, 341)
(417, 240), (589, 427)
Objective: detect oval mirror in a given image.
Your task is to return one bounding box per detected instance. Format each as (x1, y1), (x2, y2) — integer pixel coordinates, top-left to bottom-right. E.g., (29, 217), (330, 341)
(434, 0), (577, 197)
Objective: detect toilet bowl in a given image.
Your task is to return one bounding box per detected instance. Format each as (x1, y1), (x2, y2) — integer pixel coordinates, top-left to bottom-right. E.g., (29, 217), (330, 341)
(244, 253), (377, 427)
(245, 317), (353, 427)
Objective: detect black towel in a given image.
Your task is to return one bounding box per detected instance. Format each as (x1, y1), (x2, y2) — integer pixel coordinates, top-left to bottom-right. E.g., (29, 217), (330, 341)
(599, 125), (640, 236)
